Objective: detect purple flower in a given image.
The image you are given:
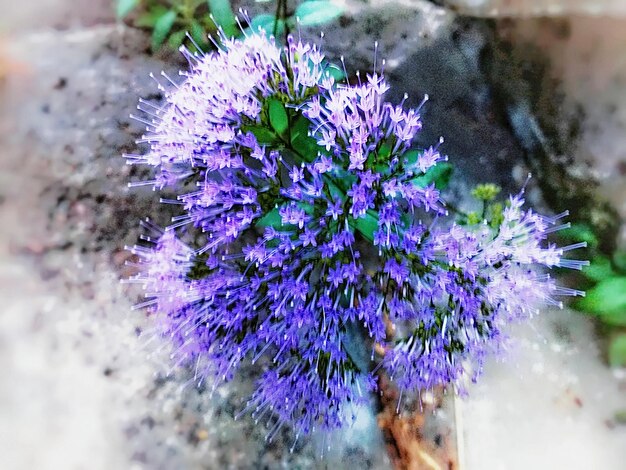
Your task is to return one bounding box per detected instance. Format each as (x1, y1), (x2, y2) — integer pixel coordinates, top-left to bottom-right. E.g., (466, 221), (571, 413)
(127, 30), (587, 438)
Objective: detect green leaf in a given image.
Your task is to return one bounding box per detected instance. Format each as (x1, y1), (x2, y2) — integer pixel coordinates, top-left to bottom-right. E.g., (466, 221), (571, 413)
(268, 99), (289, 136)
(290, 115), (319, 162)
(295, 1), (343, 26)
(255, 207), (282, 229)
(325, 63), (345, 82)
(116, 0), (139, 19)
(242, 125), (276, 145)
(246, 16), (285, 38)
(403, 149), (420, 166)
(351, 210), (379, 242)
(207, 0), (238, 37)
(248, 14), (276, 33)
(190, 19), (208, 48)
(608, 334), (626, 367)
(613, 251), (626, 274)
(601, 311), (626, 327)
(583, 257), (616, 283)
(576, 276), (626, 324)
(168, 30), (187, 49)
(410, 162), (453, 190)
(559, 223), (599, 250)
(324, 177), (346, 202)
(136, 5), (168, 27)
(152, 10), (177, 50)
(471, 183), (501, 202)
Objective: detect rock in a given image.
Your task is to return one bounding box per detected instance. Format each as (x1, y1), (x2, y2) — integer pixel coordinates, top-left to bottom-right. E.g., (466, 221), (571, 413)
(301, 4), (530, 209)
(3, 2), (625, 469)
(492, 17), (626, 248)
(0, 24), (393, 470)
(0, 0), (114, 33)
(486, 17), (625, 251)
(434, 0), (626, 17)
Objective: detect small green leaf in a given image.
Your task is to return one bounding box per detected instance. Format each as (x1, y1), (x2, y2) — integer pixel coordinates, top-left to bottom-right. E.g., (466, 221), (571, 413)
(583, 257), (616, 283)
(466, 212), (482, 225)
(136, 5), (168, 27)
(351, 210), (379, 242)
(488, 202), (504, 228)
(116, 0), (139, 19)
(268, 99), (289, 136)
(324, 177), (345, 202)
(190, 19), (208, 48)
(295, 1), (343, 26)
(207, 0), (238, 37)
(325, 62), (345, 82)
(249, 14), (277, 34)
(378, 142), (392, 160)
(613, 251), (626, 274)
(471, 183), (501, 202)
(152, 10), (178, 50)
(608, 334), (626, 367)
(403, 149), (420, 166)
(576, 276), (626, 324)
(410, 162), (453, 190)
(242, 125), (276, 145)
(168, 30), (187, 49)
(559, 223), (599, 250)
(290, 115), (319, 162)
(255, 207), (282, 229)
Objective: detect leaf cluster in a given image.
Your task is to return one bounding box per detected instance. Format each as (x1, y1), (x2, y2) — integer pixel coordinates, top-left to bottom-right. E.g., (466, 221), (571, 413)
(458, 183), (504, 229)
(562, 224), (626, 367)
(116, 0), (237, 51)
(116, 0), (344, 52)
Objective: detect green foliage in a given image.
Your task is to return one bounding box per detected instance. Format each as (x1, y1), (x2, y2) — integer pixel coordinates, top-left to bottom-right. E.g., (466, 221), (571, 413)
(294, 0), (343, 26)
(351, 210), (378, 243)
(248, 13), (285, 36)
(559, 223), (599, 250)
(471, 183), (501, 202)
(560, 222), (626, 367)
(290, 115), (320, 163)
(206, 0), (237, 37)
(115, 0), (227, 51)
(152, 9), (177, 50)
(577, 277), (626, 325)
(410, 163), (453, 190)
(255, 206), (282, 229)
(608, 333), (626, 367)
(247, 0), (344, 38)
(117, 0), (345, 52)
(117, 0), (140, 19)
(268, 98), (289, 136)
(458, 183), (503, 228)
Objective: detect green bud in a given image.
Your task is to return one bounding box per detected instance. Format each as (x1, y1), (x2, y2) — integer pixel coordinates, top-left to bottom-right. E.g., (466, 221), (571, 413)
(466, 212), (482, 225)
(471, 183), (501, 202)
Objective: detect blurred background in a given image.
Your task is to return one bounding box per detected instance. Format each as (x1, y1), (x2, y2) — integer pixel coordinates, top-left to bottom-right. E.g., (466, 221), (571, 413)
(0, 0), (625, 469)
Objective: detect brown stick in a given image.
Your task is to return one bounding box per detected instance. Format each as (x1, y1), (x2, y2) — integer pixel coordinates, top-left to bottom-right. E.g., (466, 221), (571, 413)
(376, 375), (457, 470)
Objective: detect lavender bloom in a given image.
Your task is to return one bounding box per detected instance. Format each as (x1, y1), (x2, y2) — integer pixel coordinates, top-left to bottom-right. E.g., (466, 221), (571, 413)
(381, 192), (588, 392)
(126, 31), (587, 437)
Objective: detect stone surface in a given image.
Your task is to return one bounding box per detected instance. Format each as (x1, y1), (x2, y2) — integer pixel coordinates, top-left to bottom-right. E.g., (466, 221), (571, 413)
(2, 1), (626, 470)
(495, 16), (626, 248)
(0, 0), (114, 33)
(435, 0), (626, 17)
(0, 25), (393, 470)
(461, 309), (626, 470)
(302, 3), (529, 201)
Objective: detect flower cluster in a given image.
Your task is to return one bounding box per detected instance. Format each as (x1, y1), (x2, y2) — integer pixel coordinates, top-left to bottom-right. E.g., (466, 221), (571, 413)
(125, 31), (586, 436)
